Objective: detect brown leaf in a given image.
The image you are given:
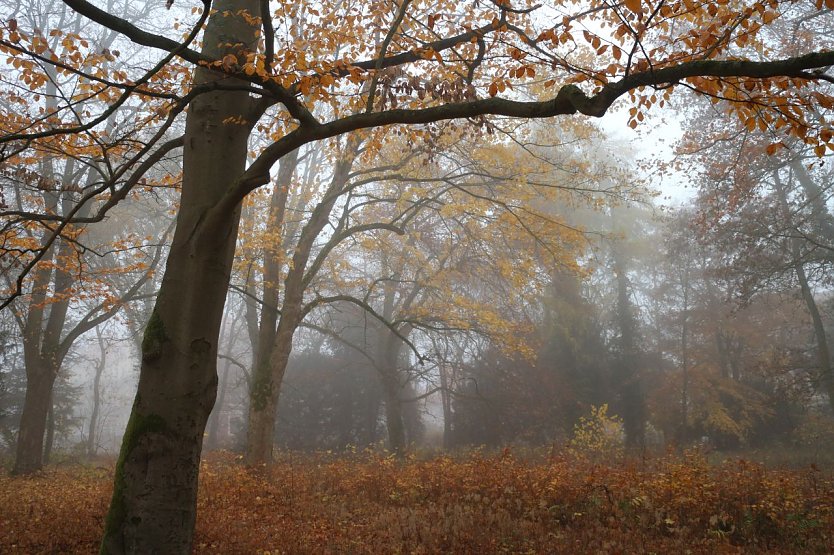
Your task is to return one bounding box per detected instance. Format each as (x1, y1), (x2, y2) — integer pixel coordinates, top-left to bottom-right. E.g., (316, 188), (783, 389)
(623, 0), (642, 13)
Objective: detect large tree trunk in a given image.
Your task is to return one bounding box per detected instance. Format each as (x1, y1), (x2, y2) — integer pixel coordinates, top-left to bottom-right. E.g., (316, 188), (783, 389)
(383, 376), (406, 456)
(100, 2), (259, 552)
(12, 360), (56, 474)
(246, 301), (301, 464)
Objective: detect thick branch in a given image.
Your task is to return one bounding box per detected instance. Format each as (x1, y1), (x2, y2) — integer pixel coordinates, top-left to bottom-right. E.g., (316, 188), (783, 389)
(226, 48), (834, 208)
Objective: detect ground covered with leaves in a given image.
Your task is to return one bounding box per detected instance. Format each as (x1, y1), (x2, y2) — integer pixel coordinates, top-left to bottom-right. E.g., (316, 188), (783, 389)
(1, 450), (832, 553)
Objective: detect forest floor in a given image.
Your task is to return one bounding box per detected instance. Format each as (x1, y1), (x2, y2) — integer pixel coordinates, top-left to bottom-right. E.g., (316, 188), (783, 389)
(1, 449), (832, 554)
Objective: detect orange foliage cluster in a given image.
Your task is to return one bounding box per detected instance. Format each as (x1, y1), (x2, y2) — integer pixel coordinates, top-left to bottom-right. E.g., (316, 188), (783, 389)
(1, 452), (832, 553)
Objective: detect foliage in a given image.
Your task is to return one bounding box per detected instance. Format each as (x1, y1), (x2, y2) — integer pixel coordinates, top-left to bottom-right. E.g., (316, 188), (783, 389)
(1, 452), (832, 553)
(568, 404), (625, 461)
(796, 413), (834, 455)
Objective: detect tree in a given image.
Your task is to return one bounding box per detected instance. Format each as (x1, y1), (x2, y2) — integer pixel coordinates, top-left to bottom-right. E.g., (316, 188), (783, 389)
(3, 0), (834, 551)
(676, 101), (834, 412)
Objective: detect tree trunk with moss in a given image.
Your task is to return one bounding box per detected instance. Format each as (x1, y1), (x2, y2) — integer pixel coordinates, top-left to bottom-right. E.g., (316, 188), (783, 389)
(100, 2), (260, 552)
(246, 152), (357, 465)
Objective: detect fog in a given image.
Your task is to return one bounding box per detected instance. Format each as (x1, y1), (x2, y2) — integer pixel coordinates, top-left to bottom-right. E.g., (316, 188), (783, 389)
(0, 0), (830, 481)
(4, 106), (833, 465)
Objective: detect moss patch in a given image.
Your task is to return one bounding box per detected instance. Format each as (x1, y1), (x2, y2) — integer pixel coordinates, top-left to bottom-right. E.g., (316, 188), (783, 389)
(249, 366), (273, 412)
(141, 308), (167, 362)
(100, 401), (168, 554)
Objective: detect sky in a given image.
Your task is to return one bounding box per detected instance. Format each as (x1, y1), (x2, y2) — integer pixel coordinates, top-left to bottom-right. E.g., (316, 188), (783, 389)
(598, 102), (693, 206)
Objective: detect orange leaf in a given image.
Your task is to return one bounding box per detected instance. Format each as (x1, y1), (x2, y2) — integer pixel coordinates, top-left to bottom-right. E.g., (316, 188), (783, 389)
(623, 0), (642, 13)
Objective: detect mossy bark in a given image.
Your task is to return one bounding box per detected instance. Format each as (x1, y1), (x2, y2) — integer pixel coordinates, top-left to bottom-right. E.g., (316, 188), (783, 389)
(100, 1), (260, 552)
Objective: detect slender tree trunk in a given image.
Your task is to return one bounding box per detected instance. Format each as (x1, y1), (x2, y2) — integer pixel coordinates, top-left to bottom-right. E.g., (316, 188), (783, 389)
(366, 392), (379, 446)
(13, 214), (71, 473)
(439, 363), (454, 449)
(88, 358), (104, 458)
(100, 3), (260, 551)
(790, 164), (834, 410)
(679, 281), (690, 445)
(246, 150), (357, 465)
(794, 254), (834, 413)
(246, 301), (301, 464)
(88, 328), (107, 458)
(775, 171), (834, 413)
(207, 359), (231, 450)
(612, 245), (645, 449)
(44, 393), (55, 465)
(244, 151), (300, 464)
(378, 331), (407, 455)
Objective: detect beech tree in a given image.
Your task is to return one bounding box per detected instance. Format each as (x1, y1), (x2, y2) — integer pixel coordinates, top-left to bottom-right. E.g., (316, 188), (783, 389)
(3, 0), (834, 551)
(677, 101), (834, 413)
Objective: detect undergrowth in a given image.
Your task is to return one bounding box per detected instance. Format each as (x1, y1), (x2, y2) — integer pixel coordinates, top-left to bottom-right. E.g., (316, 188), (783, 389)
(0, 450), (831, 553)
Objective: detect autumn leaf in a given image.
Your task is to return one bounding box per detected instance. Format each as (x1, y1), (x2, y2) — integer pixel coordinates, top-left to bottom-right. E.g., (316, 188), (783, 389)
(623, 0), (642, 14)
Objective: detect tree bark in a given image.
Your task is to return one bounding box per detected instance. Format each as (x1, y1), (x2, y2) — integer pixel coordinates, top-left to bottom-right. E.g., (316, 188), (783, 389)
(384, 385), (406, 455)
(246, 148), (358, 465)
(793, 251), (834, 413)
(439, 363), (454, 449)
(88, 327), (107, 458)
(378, 329), (408, 455)
(775, 171), (834, 414)
(100, 2), (260, 552)
(43, 394), (55, 465)
(88, 358), (104, 458)
(12, 361), (56, 474)
(246, 299), (301, 464)
(12, 201), (72, 473)
(244, 151), (300, 464)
